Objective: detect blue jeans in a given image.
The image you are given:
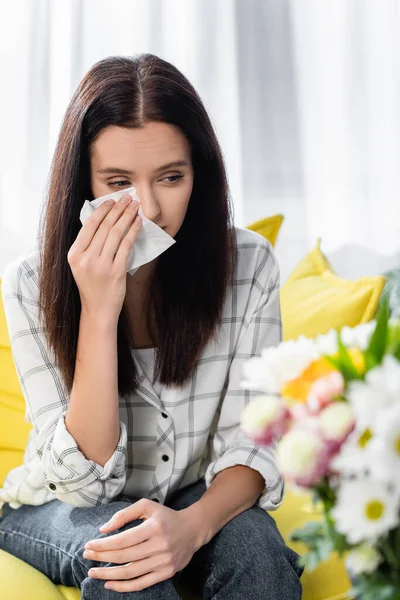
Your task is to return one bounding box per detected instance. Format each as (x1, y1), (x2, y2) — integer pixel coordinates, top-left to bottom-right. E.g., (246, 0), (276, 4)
(0, 479), (303, 599)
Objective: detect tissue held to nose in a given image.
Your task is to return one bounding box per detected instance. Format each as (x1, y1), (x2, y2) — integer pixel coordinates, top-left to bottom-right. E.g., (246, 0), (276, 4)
(79, 185), (176, 276)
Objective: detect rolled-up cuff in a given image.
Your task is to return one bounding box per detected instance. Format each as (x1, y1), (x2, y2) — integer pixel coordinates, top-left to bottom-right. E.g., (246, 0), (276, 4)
(204, 445), (285, 511)
(41, 414), (127, 496)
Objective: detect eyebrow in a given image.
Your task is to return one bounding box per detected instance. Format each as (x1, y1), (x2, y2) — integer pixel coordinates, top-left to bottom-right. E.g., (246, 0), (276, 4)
(97, 160), (190, 176)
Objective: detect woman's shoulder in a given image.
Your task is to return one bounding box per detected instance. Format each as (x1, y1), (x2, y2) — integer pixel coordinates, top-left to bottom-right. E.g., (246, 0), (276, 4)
(1, 247), (40, 301)
(234, 226), (278, 280)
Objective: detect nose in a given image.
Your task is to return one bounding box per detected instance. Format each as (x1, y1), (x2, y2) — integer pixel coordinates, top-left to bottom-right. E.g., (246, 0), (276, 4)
(136, 187), (161, 224)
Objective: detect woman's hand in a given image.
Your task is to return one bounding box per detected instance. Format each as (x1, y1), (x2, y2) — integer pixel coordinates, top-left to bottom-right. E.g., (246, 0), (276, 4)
(67, 192), (142, 321)
(82, 498), (203, 593)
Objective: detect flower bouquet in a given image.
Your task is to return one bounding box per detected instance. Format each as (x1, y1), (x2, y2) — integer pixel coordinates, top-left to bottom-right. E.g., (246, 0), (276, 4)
(240, 298), (400, 600)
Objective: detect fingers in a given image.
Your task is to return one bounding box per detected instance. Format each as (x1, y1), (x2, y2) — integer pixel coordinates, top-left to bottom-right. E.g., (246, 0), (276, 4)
(112, 211), (142, 270)
(86, 519), (153, 551)
(100, 200), (141, 262)
(103, 570), (171, 593)
(83, 539), (156, 565)
(88, 555), (162, 581)
(89, 194), (138, 257)
(69, 200), (115, 257)
(100, 499), (153, 532)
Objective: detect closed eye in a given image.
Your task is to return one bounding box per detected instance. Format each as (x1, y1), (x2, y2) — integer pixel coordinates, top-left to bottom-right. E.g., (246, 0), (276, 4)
(108, 175), (184, 188)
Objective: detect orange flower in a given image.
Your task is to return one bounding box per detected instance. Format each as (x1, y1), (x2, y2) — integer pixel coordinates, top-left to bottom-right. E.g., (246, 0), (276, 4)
(281, 358), (335, 404)
(281, 348), (365, 405)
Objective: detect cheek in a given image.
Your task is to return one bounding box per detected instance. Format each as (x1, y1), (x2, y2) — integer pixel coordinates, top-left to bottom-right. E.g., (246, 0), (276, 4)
(162, 185), (192, 221)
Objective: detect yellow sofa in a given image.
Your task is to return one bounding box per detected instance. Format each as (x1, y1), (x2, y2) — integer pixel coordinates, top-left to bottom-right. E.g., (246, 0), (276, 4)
(0, 278), (352, 600)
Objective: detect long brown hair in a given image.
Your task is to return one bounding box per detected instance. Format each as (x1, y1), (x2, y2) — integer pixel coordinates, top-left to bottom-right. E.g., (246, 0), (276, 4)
(38, 54), (236, 398)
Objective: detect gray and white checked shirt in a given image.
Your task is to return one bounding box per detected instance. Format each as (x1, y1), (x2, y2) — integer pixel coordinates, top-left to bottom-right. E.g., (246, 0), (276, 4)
(0, 227), (284, 511)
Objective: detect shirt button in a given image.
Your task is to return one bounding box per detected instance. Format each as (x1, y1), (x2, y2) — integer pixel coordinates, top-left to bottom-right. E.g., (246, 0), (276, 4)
(162, 454), (169, 462)
(48, 483), (56, 490)
(161, 412), (168, 419)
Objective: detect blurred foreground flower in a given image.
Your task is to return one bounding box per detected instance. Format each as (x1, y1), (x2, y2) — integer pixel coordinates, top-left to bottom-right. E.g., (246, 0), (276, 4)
(240, 298), (400, 599)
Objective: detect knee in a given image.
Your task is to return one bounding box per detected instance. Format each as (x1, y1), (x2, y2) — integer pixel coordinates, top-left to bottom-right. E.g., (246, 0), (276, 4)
(211, 508), (303, 582)
(213, 508), (280, 558)
(70, 516), (145, 588)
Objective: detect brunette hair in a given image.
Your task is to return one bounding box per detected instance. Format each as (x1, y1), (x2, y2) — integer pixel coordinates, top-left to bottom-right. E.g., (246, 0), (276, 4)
(38, 54), (236, 398)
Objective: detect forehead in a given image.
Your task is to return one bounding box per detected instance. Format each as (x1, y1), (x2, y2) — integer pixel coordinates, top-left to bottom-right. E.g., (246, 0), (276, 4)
(90, 122), (191, 169)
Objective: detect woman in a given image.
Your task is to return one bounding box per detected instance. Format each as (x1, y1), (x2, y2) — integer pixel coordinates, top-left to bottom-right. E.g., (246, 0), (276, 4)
(0, 54), (303, 599)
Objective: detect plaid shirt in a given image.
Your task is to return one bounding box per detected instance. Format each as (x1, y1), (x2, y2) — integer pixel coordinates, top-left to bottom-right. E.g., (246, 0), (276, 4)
(0, 227), (284, 511)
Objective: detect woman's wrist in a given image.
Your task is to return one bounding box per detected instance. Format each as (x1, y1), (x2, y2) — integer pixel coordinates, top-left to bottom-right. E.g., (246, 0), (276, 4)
(80, 309), (119, 333)
(180, 502), (216, 550)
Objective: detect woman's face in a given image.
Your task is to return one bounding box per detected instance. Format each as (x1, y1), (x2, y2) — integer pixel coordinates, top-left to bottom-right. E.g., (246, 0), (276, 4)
(89, 121), (194, 239)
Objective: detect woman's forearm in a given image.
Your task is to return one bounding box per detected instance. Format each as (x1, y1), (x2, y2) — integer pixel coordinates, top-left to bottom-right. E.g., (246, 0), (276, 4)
(65, 312), (120, 467)
(182, 465), (265, 548)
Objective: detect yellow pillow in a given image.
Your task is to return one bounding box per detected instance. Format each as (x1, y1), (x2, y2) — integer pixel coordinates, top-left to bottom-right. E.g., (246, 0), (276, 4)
(246, 214), (284, 247)
(0, 279), (33, 487)
(281, 239), (386, 341)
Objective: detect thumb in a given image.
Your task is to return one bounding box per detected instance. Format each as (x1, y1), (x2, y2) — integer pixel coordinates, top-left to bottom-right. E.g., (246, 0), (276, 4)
(98, 498), (154, 532)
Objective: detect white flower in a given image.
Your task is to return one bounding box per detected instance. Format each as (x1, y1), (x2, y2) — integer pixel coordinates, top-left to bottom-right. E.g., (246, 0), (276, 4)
(346, 544), (382, 575)
(367, 404), (400, 484)
(241, 337), (318, 394)
(240, 355), (280, 393)
(341, 321), (376, 350)
(331, 428), (377, 477)
(347, 355), (400, 429)
(314, 329), (340, 355)
(313, 322), (376, 355)
(332, 479), (400, 544)
(319, 402), (354, 442)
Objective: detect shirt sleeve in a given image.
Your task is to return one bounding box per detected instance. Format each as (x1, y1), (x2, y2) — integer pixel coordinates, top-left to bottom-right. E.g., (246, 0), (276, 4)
(204, 239), (285, 511)
(1, 256), (128, 507)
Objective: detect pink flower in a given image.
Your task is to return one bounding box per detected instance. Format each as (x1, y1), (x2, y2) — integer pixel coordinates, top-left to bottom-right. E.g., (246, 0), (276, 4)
(277, 426), (333, 487)
(290, 403), (311, 421)
(252, 410), (291, 446)
(241, 395), (292, 446)
(307, 371), (345, 413)
(319, 402), (355, 452)
(277, 412), (352, 487)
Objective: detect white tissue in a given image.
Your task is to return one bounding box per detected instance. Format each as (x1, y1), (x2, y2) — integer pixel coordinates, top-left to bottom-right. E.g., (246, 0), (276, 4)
(79, 185), (176, 276)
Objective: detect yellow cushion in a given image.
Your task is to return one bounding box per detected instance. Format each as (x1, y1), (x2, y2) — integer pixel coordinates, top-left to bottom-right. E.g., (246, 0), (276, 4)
(0, 276), (350, 599)
(0, 549), (72, 600)
(0, 549), (202, 600)
(280, 239), (386, 341)
(0, 282), (33, 487)
(246, 214), (284, 246)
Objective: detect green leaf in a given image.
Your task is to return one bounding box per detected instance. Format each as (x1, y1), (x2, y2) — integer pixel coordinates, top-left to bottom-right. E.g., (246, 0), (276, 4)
(335, 332), (364, 382)
(299, 550), (320, 572)
(325, 354), (342, 370)
(366, 294), (390, 365)
(290, 521), (335, 572)
(386, 320), (400, 361)
(291, 521), (324, 544)
(382, 527), (400, 572)
(364, 349), (379, 372)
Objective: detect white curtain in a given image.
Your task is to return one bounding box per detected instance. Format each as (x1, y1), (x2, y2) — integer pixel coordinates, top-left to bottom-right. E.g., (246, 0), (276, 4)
(1, 0), (400, 280)
(289, 0), (400, 278)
